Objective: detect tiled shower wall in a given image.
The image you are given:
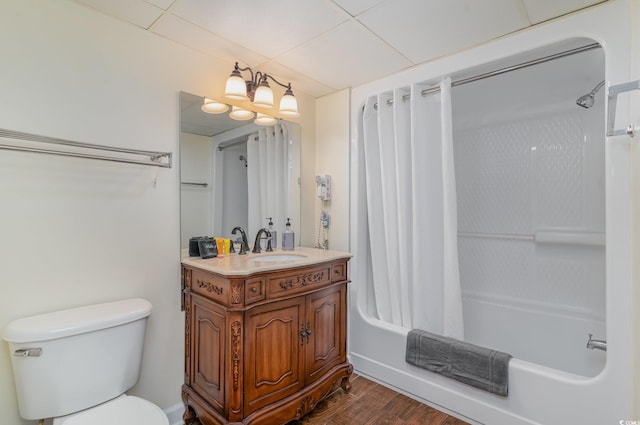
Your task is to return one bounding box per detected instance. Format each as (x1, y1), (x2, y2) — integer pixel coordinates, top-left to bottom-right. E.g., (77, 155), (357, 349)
(453, 102), (606, 376)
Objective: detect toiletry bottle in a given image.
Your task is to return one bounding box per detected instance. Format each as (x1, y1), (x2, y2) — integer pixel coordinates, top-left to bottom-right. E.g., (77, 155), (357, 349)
(267, 217), (277, 249)
(282, 218), (295, 250)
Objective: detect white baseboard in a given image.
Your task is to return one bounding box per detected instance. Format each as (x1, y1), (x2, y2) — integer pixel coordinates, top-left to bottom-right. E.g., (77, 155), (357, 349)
(164, 402), (184, 425)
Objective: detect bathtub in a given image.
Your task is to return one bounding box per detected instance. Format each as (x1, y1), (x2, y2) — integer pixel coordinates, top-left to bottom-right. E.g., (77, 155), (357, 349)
(349, 1), (639, 423)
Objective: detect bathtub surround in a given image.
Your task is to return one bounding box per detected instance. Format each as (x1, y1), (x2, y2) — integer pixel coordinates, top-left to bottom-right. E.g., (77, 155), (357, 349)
(361, 78), (463, 338)
(405, 329), (512, 396)
(452, 44), (606, 377)
(350, 1), (639, 423)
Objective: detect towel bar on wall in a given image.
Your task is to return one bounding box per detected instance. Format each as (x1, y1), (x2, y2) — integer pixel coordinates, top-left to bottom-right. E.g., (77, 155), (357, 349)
(0, 128), (172, 168)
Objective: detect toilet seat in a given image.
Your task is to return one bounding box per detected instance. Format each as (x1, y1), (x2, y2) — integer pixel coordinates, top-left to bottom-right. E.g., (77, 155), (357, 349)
(55, 395), (169, 425)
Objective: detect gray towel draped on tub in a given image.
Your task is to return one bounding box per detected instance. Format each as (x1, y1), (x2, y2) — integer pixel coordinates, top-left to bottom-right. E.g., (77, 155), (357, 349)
(405, 329), (512, 396)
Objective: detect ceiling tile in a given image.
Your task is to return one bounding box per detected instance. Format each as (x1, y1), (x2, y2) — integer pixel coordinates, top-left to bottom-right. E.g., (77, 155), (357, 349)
(358, 0), (530, 64)
(330, 0), (387, 16)
(146, 0), (176, 10)
(152, 14), (268, 66)
(520, 0), (607, 24)
(259, 61), (335, 98)
(276, 20), (412, 90)
(172, 0), (348, 59)
(74, 0), (164, 29)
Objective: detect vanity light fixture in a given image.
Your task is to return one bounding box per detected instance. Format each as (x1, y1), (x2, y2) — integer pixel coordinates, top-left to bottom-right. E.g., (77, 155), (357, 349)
(254, 113), (278, 126)
(201, 97), (277, 126)
(224, 62), (301, 118)
(201, 98), (229, 114)
(228, 105), (255, 121)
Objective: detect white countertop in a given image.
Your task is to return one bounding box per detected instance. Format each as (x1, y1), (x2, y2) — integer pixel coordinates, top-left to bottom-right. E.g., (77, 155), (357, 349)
(181, 246), (352, 276)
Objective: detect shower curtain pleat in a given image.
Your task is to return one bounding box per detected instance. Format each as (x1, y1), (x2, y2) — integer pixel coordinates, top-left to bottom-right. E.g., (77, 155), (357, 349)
(362, 96), (393, 322)
(393, 88), (414, 327)
(361, 78), (463, 337)
(440, 78), (464, 339)
(247, 123), (290, 239)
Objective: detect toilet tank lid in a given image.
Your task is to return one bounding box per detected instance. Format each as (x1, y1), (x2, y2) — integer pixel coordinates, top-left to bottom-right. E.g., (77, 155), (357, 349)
(2, 298), (152, 343)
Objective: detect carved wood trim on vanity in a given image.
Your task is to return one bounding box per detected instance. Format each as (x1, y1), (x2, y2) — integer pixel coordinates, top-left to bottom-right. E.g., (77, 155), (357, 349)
(231, 321), (241, 390)
(181, 257), (351, 425)
(278, 270), (327, 291)
(231, 281), (244, 305)
(196, 278), (224, 295)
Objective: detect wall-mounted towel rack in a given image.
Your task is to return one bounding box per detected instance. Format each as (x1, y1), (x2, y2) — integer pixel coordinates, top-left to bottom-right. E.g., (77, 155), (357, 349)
(181, 182), (208, 187)
(0, 128), (172, 168)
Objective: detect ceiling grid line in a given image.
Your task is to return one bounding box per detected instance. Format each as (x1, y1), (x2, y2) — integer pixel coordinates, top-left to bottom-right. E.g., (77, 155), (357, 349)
(70, 0), (609, 98)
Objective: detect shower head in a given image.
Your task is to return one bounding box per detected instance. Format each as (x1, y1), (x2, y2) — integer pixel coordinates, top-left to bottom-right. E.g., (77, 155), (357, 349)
(576, 80), (605, 109)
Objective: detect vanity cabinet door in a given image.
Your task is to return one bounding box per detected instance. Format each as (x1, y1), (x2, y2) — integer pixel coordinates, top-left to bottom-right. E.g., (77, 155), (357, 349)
(304, 284), (347, 385)
(190, 294), (228, 416)
(244, 297), (305, 415)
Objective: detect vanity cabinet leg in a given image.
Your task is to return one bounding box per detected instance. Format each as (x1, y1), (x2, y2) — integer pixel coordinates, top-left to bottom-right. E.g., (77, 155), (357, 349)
(340, 364), (354, 393)
(183, 404), (201, 425)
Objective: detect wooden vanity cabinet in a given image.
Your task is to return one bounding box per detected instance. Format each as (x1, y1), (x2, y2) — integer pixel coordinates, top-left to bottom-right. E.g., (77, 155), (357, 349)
(181, 258), (352, 425)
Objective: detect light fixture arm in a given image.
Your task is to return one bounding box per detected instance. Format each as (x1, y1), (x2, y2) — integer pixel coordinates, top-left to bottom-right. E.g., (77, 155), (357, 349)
(233, 62), (255, 84)
(224, 61), (300, 118)
(232, 62), (292, 94)
(263, 74), (291, 90)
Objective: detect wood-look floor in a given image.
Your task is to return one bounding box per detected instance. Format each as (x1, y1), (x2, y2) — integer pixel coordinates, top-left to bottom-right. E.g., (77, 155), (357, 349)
(288, 374), (470, 425)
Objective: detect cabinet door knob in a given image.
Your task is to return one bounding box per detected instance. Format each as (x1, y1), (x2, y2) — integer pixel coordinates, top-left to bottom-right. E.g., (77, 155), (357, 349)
(300, 324), (307, 345)
(305, 322), (312, 343)
(251, 287), (258, 293)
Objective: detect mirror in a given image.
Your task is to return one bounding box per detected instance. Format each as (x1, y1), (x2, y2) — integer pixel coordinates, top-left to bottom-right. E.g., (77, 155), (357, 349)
(179, 91), (301, 251)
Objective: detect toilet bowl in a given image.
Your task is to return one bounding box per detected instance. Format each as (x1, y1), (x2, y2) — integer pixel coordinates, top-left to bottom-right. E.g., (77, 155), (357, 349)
(3, 298), (168, 424)
(52, 395), (168, 425)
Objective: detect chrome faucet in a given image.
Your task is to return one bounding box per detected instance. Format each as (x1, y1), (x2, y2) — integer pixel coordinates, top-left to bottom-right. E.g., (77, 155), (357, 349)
(231, 226), (250, 255)
(586, 333), (607, 351)
(252, 228), (273, 253)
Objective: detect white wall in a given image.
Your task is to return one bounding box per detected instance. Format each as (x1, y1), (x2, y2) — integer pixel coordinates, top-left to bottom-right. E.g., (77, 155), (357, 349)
(315, 89), (351, 252)
(0, 1), (315, 424)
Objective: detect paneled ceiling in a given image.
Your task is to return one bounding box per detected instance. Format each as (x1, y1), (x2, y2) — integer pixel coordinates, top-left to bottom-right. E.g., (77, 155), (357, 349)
(71, 0), (607, 98)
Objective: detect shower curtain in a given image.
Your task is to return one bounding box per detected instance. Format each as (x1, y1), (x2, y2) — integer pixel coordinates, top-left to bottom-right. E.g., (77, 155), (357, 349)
(361, 78), (463, 338)
(246, 123), (290, 238)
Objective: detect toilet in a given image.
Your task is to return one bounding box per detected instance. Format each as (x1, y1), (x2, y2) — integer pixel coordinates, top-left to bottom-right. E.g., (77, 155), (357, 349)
(2, 298), (169, 425)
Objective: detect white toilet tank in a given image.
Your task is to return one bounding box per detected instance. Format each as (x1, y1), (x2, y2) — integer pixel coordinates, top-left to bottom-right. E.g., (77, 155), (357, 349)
(2, 298), (152, 420)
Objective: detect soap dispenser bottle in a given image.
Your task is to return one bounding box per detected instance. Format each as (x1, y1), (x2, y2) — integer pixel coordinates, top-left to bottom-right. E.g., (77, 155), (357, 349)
(282, 218), (295, 250)
(266, 217), (277, 249)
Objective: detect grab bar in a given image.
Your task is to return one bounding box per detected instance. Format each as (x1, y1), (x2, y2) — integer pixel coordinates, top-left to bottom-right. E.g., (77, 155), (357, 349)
(181, 182), (208, 187)
(457, 231), (534, 241)
(607, 80), (640, 137)
(458, 230), (605, 246)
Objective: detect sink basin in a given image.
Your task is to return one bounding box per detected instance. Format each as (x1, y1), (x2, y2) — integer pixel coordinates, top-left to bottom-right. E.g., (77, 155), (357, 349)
(249, 254), (307, 262)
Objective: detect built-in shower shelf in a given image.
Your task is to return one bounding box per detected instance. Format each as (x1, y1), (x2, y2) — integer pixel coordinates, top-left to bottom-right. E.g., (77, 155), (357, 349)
(458, 230), (605, 246)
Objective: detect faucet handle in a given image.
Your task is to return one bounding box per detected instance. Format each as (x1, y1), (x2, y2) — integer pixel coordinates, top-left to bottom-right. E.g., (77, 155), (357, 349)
(266, 238), (274, 252)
